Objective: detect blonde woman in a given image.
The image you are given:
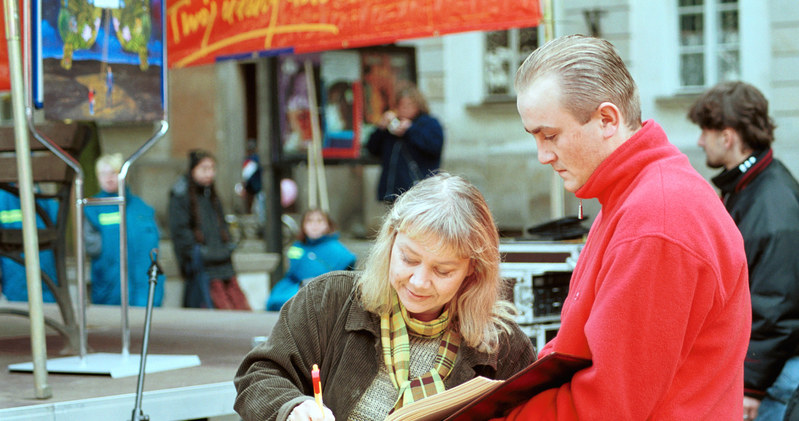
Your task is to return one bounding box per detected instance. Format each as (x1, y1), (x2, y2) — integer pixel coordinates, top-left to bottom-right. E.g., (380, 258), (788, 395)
(235, 172), (534, 421)
(84, 153), (164, 306)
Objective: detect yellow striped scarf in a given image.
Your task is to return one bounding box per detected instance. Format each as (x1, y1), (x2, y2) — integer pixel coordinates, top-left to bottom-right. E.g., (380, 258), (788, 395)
(380, 291), (460, 411)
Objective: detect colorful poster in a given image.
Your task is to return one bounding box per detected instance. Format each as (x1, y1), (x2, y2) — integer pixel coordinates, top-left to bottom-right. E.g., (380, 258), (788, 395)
(166, 0), (541, 69)
(320, 50), (360, 159)
(39, 0), (165, 122)
(277, 53), (321, 158)
(360, 47), (416, 127)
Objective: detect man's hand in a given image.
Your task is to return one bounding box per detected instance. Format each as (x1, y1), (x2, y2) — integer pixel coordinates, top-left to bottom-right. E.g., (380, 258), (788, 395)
(743, 395), (761, 420)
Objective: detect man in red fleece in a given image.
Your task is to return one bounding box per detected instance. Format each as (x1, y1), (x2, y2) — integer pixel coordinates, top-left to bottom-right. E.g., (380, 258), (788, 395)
(498, 34), (751, 420)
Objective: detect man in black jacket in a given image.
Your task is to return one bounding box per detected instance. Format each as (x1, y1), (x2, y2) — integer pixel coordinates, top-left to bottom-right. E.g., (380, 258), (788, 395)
(689, 81), (799, 421)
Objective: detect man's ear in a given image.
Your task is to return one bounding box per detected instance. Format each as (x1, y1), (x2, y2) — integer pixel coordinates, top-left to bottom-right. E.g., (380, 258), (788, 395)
(721, 128), (737, 148)
(596, 102), (621, 139)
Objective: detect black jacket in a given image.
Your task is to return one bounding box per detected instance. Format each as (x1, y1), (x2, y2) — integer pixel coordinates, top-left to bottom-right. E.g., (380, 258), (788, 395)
(366, 113), (443, 202)
(713, 149), (799, 397)
(168, 175), (235, 282)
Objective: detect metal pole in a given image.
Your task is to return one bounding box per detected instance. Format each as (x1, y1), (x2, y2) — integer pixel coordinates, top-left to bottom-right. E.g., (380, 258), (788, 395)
(115, 0), (169, 359)
(306, 136), (317, 209)
(116, 120), (168, 357)
(4, 0), (51, 398)
(118, 170), (130, 359)
(303, 60), (328, 212)
(23, 125), (86, 358)
(75, 178), (88, 358)
(20, 5), (88, 357)
(541, 0), (565, 219)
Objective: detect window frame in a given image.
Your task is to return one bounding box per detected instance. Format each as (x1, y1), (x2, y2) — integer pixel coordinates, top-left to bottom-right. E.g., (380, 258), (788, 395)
(482, 26), (541, 102)
(677, 0), (740, 92)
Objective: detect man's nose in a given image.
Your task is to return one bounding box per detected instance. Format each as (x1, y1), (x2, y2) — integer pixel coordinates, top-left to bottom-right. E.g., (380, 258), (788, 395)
(537, 145), (555, 165)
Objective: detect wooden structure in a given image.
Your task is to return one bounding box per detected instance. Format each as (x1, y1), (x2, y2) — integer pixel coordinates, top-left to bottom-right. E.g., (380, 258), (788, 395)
(0, 121), (91, 354)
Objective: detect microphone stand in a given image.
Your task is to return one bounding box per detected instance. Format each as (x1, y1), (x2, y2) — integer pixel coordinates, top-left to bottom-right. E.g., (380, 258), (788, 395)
(131, 249), (163, 421)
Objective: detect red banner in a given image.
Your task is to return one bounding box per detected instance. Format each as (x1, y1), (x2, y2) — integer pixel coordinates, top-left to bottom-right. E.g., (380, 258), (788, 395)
(0, 3), (17, 92)
(1, 1), (541, 89)
(166, 0), (541, 68)
(1, 0), (33, 93)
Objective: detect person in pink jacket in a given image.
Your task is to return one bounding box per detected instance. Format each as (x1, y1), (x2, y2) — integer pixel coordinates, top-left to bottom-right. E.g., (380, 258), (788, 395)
(498, 34), (751, 420)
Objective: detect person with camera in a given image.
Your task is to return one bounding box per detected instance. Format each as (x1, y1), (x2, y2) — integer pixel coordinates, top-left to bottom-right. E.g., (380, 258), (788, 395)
(365, 83), (444, 203)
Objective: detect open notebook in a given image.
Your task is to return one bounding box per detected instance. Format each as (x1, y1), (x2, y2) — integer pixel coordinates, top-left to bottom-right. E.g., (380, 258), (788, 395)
(384, 351), (592, 421)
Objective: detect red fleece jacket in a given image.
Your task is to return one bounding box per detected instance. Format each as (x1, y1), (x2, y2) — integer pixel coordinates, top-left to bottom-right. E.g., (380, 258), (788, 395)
(497, 121), (751, 420)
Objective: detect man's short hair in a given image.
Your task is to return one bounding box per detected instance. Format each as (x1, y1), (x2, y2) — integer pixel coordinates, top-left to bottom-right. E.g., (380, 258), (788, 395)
(687, 81), (776, 150)
(515, 34), (642, 130)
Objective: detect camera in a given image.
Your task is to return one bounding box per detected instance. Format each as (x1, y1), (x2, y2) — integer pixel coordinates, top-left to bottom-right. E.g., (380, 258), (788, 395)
(388, 118), (402, 133)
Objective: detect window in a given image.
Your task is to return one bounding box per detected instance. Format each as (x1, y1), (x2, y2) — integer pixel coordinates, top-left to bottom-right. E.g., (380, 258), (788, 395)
(484, 27), (540, 99)
(0, 94), (11, 124)
(678, 0), (740, 90)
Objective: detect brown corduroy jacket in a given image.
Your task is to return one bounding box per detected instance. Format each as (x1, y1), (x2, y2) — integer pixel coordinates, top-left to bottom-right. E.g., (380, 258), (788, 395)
(234, 270), (535, 421)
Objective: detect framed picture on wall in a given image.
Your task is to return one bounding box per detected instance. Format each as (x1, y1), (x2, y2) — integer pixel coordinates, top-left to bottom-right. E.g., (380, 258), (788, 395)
(275, 46), (417, 162)
(320, 50), (362, 159)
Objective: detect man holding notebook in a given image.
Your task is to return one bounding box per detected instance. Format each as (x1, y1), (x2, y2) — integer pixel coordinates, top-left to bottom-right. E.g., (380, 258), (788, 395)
(499, 34), (751, 420)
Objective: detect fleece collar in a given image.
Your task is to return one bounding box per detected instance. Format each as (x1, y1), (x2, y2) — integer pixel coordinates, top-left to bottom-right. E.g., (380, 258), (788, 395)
(576, 119), (673, 206)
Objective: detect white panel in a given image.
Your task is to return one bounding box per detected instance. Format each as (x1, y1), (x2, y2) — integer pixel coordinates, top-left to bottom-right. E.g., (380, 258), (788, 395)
(0, 382), (236, 421)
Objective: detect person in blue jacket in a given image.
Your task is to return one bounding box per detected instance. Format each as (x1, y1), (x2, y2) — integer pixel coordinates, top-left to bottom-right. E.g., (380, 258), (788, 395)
(0, 186), (59, 302)
(266, 208), (356, 311)
(84, 153), (165, 306)
(366, 82), (444, 203)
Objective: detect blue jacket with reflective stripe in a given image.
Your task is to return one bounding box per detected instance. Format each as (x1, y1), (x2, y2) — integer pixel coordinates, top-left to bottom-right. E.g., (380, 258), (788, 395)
(84, 189), (164, 306)
(0, 188), (59, 302)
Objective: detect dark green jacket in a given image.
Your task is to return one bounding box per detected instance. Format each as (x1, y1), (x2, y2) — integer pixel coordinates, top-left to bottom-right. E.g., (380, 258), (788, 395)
(234, 271), (535, 421)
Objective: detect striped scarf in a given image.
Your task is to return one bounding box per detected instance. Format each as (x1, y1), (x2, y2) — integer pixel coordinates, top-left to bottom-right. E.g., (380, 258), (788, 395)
(380, 291), (461, 411)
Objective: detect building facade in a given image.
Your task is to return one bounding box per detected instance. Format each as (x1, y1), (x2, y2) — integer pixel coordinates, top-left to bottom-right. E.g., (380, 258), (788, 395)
(77, 0), (798, 239)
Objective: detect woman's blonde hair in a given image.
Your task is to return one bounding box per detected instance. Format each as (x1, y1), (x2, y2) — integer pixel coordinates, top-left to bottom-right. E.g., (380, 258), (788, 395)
(357, 172), (517, 353)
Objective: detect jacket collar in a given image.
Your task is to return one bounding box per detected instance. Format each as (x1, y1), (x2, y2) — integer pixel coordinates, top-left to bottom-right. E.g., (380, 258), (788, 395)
(342, 290), (500, 378)
(711, 148), (772, 195)
(304, 233), (339, 246)
(96, 187), (131, 198)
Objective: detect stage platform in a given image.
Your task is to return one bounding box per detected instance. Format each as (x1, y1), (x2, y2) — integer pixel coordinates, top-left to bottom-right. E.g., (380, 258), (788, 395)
(0, 303), (280, 420)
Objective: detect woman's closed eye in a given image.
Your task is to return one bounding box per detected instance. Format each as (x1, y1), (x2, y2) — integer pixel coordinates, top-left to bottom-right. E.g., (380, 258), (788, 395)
(401, 253), (419, 265)
(434, 267), (453, 277)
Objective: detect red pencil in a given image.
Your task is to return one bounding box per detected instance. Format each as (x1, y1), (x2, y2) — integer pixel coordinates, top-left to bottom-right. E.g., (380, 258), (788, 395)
(312, 364), (324, 415)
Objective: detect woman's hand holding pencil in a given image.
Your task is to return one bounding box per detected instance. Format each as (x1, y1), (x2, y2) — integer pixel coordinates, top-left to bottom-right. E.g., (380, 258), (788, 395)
(286, 364), (335, 421)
